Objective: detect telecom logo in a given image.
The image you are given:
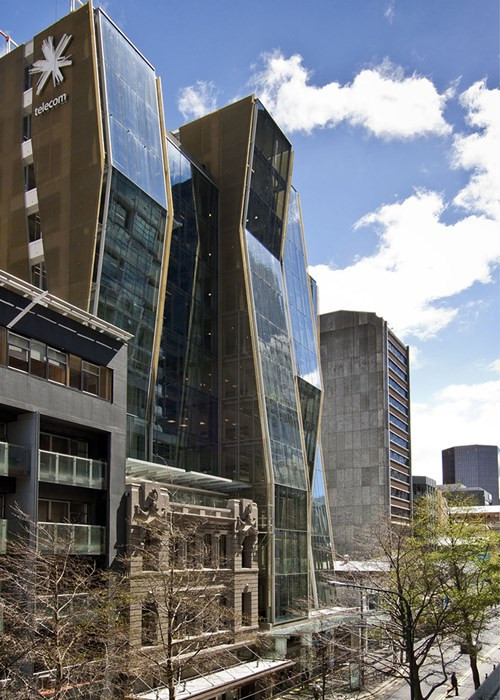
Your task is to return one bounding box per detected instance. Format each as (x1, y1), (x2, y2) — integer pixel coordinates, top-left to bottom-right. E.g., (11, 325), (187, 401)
(34, 93), (68, 116)
(30, 34), (72, 95)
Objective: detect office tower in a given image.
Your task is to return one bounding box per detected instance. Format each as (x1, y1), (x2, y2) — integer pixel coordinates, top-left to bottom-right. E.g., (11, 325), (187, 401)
(412, 475), (437, 501)
(0, 0), (334, 641)
(320, 311), (412, 557)
(442, 445), (499, 505)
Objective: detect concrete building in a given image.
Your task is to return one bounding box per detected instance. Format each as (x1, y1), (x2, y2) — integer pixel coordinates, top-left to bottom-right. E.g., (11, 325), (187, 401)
(0, 270), (130, 565)
(412, 475), (437, 501)
(442, 445), (499, 505)
(320, 311), (412, 558)
(437, 483), (493, 507)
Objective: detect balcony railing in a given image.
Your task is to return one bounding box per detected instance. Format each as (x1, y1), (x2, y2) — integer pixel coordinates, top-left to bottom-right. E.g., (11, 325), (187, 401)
(0, 520), (7, 554)
(39, 450), (106, 489)
(37, 523), (105, 555)
(0, 441), (30, 477)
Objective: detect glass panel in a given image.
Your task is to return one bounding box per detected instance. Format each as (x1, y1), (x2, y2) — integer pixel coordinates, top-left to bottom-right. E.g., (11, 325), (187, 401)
(99, 13), (166, 207)
(47, 348), (67, 384)
(97, 170), (167, 451)
(82, 361), (100, 396)
(152, 141), (218, 473)
(246, 229), (306, 491)
(8, 333), (29, 372)
(246, 104), (291, 258)
(69, 354), (82, 389)
(30, 340), (46, 378)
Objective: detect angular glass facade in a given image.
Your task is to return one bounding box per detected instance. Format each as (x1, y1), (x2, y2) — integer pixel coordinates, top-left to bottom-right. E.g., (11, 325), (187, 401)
(97, 170), (166, 458)
(153, 139), (218, 473)
(98, 12), (166, 207)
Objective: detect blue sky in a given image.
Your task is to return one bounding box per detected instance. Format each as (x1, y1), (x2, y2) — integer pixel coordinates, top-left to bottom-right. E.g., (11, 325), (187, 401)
(2, 0), (499, 483)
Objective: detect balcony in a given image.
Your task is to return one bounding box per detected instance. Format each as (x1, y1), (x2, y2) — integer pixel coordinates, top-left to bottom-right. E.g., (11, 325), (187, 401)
(25, 187), (38, 215)
(0, 441), (31, 477)
(37, 523), (105, 555)
(39, 450), (106, 490)
(21, 138), (33, 164)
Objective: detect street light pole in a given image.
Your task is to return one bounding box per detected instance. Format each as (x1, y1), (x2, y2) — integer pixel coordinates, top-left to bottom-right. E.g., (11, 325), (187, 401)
(329, 579), (419, 700)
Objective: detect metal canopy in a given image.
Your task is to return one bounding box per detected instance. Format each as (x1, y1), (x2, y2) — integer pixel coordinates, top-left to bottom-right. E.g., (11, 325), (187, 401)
(126, 459), (249, 494)
(130, 659), (294, 700)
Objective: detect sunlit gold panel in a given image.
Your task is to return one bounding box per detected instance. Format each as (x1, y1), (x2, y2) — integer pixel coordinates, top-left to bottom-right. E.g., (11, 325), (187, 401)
(31, 3), (104, 310)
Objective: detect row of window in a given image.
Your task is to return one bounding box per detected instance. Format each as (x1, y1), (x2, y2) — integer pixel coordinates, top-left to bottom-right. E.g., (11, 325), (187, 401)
(389, 395), (408, 416)
(0, 329), (112, 401)
(389, 377), (408, 399)
(391, 505), (410, 518)
(390, 449), (410, 467)
(142, 532), (254, 572)
(390, 431), (409, 450)
(388, 358), (407, 382)
(388, 340), (407, 365)
(391, 487), (410, 501)
(390, 413), (408, 433)
(390, 468), (410, 484)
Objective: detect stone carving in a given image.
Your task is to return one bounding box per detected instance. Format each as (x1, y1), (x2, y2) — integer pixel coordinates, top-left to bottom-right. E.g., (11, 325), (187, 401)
(235, 501), (258, 541)
(134, 486), (167, 522)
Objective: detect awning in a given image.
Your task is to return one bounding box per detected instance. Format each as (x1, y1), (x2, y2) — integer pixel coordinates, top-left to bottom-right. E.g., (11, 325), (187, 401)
(126, 459), (249, 494)
(130, 658), (294, 700)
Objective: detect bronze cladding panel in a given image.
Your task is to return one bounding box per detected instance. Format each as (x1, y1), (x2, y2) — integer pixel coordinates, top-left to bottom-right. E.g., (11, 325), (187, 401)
(179, 95), (254, 271)
(0, 46), (31, 281)
(31, 3), (104, 310)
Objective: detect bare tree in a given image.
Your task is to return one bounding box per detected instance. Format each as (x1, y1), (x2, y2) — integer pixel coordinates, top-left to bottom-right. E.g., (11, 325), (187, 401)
(0, 511), (128, 699)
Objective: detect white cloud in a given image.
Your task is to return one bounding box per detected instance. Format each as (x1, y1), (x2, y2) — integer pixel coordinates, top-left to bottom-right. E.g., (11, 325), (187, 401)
(178, 80), (218, 121)
(452, 80), (500, 220)
(490, 359), (500, 373)
(312, 82), (500, 340)
(250, 53), (452, 138)
(385, 0), (396, 23)
(411, 380), (500, 482)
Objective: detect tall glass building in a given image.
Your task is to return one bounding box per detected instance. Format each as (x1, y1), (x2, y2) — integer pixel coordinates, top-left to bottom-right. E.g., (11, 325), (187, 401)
(0, 2), (334, 627)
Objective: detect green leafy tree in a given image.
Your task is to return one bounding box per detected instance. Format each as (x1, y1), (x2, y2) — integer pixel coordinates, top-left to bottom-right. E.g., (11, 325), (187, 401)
(430, 498), (500, 689)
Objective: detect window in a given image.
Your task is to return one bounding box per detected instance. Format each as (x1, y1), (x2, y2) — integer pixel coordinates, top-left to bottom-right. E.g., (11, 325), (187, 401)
(389, 395), (408, 416)
(8, 333), (29, 372)
(30, 340), (46, 378)
(203, 533), (212, 568)
(2, 329), (112, 401)
(388, 340), (407, 365)
(38, 499), (88, 524)
(27, 214), (42, 242)
(82, 361), (100, 395)
(242, 536), (253, 569)
(24, 163), (36, 191)
(31, 262), (47, 290)
(242, 591), (252, 626)
(390, 432), (409, 450)
(218, 534), (227, 567)
(141, 602), (158, 646)
(48, 348), (67, 384)
(143, 531), (161, 571)
(23, 114), (32, 141)
(389, 377), (408, 399)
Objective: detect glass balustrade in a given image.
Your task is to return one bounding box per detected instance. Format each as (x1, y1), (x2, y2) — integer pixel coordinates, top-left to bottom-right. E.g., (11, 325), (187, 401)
(0, 441), (30, 477)
(0, 519), (7, 554)
(39, 450), (106, 489)
(37, 523), (105, 555)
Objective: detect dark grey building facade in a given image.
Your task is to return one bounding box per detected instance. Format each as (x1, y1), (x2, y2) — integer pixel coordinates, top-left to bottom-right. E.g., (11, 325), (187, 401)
(0, 270), (130, 565)
(320, 310), (412, 557)
(442, 445), (499, 505)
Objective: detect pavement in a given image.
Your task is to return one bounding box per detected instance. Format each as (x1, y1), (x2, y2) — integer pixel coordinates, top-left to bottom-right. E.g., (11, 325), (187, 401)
(365, 617), (500, 700)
